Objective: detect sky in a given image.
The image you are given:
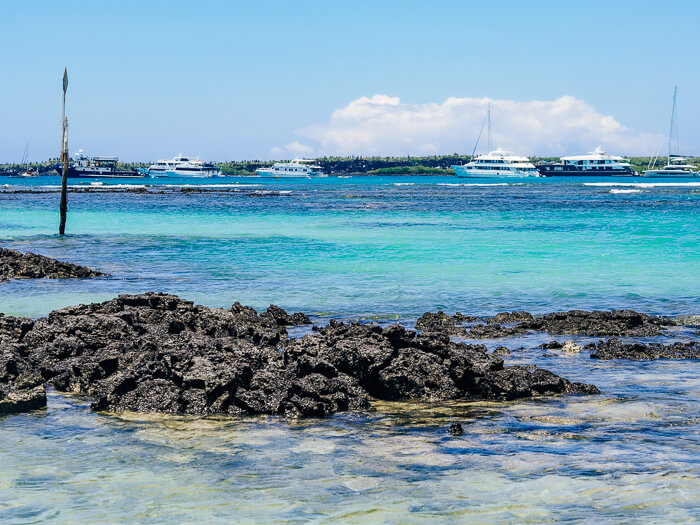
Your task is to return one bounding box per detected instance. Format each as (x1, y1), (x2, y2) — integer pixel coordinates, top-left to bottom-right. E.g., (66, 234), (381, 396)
(1, 0), (699, 162)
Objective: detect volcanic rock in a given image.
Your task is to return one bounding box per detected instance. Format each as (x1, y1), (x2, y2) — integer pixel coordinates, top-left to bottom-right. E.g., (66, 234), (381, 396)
(447, 422), (464, 435)
(1, 293), (599, 417)
(0, 247), (105, 281)
(415, 311), (470, 335)
(588, 338), (700, 360)
(422, 309), (674, 339)
(488, 311), (534, 324)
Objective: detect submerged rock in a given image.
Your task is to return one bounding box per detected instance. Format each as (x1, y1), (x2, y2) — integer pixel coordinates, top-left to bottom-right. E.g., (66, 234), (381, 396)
(0, 293), (599, 417)
(0, 247), (106, 281)
(589, 338), (700, 360)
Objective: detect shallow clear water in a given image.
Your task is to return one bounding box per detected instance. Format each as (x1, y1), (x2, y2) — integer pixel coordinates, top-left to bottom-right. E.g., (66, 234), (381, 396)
(1, 175), (699, 522)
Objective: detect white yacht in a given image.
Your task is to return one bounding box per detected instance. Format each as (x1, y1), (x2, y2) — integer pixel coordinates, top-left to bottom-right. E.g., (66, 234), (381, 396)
(451, 101), (538, 177)
(645, 87), (699, 178)
(147, 154), (221, 177)
(644, 155), (698, 178)
(537, 147), (635, 176)
(452, 149), (539, 177)
(256, 158), (325, 177)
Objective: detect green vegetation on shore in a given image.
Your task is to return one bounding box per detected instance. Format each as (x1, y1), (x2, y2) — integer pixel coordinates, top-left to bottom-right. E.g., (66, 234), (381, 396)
(2, 155), (699, 176)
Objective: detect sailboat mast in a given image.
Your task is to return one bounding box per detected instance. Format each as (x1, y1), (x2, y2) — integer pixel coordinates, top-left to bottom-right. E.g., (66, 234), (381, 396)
(487, 100), (492, 152)
(669, 86), (677, 164)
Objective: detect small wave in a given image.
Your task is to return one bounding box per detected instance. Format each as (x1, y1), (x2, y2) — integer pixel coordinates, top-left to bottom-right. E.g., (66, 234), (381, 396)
(437, 183), (510, 187)
(585, 182), (700, 188)
(609, 189), (642, 194)
(393, 183), (415, 186)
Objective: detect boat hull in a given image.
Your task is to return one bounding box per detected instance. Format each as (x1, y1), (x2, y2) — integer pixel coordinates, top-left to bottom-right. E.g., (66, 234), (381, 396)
(538, 166), (636, 177)
(55, 166), (146, 179)
(451, 165), (539, 177)
(643, 170), (699, 178)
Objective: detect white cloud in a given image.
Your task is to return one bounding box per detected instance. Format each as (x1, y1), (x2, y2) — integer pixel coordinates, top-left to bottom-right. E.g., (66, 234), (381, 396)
(296, 95), (660, 156)
(270, 141), (314, 158)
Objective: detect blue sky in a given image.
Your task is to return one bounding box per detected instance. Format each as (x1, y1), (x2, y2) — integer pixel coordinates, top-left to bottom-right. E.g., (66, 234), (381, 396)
(1, 0), (699, 162)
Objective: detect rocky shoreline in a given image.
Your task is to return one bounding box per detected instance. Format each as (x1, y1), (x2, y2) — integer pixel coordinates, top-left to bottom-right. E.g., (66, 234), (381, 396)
(1, 293), (602, 417)
(2, 295), (699, 418)
(0, 247), (106, 282)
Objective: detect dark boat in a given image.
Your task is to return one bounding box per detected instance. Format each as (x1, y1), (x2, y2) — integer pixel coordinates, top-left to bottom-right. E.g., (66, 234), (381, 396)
(537, 148), (636, 177)
(54, 149), (145, 178)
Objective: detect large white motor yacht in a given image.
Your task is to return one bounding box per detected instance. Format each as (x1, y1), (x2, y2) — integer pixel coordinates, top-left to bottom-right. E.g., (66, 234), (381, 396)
(147, 154), (221, 177)
(537, 147), (635, 176)
(256, 158), (325, 177)
(452, 149), (539, 177)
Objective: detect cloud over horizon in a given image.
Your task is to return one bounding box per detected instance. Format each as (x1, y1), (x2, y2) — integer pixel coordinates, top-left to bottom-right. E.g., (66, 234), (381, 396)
(280, 95), (661, 158)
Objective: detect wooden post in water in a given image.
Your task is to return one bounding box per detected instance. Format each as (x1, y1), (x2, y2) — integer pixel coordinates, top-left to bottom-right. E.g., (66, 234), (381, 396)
(59, 68), (69, 235)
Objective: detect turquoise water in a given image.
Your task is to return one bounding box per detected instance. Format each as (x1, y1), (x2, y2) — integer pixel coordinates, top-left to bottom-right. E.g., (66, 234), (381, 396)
(1, 175), (699, 522)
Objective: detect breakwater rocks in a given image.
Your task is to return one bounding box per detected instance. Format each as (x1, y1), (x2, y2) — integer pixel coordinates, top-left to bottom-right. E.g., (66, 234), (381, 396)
(417, 309), (675, 339)
(0, 247), (106, 281)
(0, 293), (598, 417)
(589, 338), (700, 360)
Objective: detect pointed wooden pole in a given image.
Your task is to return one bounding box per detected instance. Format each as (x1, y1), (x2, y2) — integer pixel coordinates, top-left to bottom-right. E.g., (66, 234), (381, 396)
(59, 68), (69, 235)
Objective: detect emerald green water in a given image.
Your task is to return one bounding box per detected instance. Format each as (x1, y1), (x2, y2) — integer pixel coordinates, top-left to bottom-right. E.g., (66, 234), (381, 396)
(1, 175), (699, 523)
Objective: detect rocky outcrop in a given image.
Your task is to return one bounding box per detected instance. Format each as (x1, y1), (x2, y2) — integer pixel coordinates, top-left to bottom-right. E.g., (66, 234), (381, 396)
(0, 293), (599, 417)
(0, 316), (46, 415)
(588, 338), (700, 360)
(419, 309), (675, 339)
(415, 311), (475, 335)
(0, 247), (106, 281)
(488, 311), (534, 324)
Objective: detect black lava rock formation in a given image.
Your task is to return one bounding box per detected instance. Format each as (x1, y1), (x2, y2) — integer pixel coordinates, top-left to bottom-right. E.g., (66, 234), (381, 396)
(588, 338), (700, 360)
(0, 315), (46, 415)
(419, 309), (674, 339)
(0, 247), (105, 281)
(0, 293), (598, 417)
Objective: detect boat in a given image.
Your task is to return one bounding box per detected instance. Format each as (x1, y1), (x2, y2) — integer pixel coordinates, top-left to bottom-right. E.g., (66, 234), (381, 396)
(537, 147), (635, 176)
(55, 149), (144, 178)
(256, 158), (325, 177)
(452, 149), (539, 177)
(146, 154), (221, 177)
(451, 101), (539, 177)
(18, 144), (39, 177)
(645, 87), (699, 178)
(644, 155), (698, 178)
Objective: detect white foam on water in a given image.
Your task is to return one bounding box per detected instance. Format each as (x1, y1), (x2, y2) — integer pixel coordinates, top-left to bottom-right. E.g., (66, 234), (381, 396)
(609, 189), (642, 194)
(586, 182), (700, 188)
(392, 183), (415, 186)
(437, 182), (510, 187)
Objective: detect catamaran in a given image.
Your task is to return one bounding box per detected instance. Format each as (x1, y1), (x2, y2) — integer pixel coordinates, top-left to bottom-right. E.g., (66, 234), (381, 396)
(147, 154), (221, 177)
(645, 87), (699, 178)
(256, 158), (325, 177)
(451, 101), (539, 177)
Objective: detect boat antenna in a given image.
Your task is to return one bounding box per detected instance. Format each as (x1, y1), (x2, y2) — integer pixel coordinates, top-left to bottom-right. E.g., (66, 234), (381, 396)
(487, 100), (492, 152)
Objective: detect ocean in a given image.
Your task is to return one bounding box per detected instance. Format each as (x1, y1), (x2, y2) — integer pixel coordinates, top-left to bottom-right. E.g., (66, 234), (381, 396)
(1, 174), (699, 522)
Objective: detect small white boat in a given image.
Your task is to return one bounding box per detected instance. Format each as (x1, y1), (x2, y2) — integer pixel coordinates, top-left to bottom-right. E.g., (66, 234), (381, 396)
(147, 154), (221, 177)
(256, 158), (325, 177)
(645, 87), (699, 178)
